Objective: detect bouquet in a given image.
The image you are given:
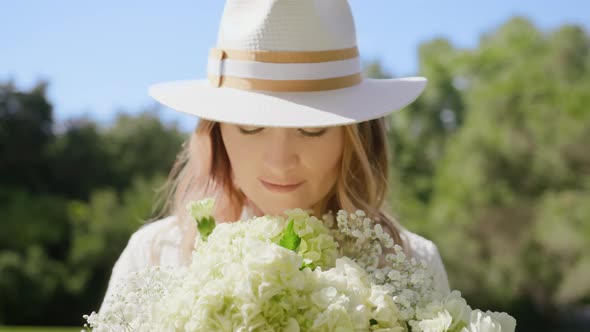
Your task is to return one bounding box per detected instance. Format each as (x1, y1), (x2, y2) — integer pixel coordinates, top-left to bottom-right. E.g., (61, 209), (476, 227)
(83, 198), (516, 331)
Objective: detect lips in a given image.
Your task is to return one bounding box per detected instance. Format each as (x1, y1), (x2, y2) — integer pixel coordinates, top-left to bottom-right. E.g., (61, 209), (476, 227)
(259, 178), (304, 193)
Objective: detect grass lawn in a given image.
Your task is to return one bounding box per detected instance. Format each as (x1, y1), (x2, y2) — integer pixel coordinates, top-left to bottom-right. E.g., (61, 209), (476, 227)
(0, 327), (82, 332)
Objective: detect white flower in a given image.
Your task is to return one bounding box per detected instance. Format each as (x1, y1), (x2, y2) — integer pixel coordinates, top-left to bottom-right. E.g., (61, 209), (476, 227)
(460, 309), (517, 332)
(84, 197), (516, 332)
(415, 310), (452, 332)
(185, 198), (215, 220)
(442, 290), (472, 330)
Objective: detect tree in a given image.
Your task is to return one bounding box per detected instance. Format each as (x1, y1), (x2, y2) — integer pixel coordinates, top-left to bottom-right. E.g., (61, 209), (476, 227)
(423, 17), (590, 323)
(0, 82), (186, 324)
(0, 81), (54, 193)
(48, 118), (114, 200)
(103, 109), (185, 191)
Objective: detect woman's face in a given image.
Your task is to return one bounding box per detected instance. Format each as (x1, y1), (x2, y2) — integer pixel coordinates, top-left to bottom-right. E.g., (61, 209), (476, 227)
(220, 123), (345, 216)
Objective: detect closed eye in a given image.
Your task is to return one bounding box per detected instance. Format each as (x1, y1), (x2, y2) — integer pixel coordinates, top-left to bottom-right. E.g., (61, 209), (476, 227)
(237, 126), (327, 137)
(238, 126), (264, 135)
(299, 128), (327, 137)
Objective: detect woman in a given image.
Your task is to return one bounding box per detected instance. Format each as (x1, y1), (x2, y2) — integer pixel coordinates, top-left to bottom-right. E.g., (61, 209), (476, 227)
(99, 0), (451, 314)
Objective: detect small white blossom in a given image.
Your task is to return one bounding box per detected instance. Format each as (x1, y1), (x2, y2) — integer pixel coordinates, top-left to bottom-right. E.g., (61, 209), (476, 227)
(185, 198), (215, 220)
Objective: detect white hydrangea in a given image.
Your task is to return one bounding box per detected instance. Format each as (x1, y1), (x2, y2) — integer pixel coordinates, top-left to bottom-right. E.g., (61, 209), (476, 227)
(415, 310), (453, 332)
(84, 198), (516, 332)
(460, 309), (517, 332)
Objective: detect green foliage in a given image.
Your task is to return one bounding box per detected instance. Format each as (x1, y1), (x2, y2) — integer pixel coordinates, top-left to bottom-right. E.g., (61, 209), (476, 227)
(385, 17), (590, 324)
(48, 120), (114, 200)
(0, 81), (184, 325)
(103, 111), (185, 191)
(533, 189), (590, 306)
(0, 81), (54, 193)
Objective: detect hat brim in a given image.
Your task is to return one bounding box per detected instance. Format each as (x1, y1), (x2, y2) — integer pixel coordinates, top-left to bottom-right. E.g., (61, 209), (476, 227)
(148, 77), (427, 128)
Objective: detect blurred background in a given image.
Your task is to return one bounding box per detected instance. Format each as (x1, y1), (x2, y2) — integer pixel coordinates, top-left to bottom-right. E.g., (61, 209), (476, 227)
(1, 1), (589, 331)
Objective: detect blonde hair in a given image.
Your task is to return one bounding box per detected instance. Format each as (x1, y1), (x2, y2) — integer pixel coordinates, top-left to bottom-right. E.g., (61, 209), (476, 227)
(150, 118), (410, 265)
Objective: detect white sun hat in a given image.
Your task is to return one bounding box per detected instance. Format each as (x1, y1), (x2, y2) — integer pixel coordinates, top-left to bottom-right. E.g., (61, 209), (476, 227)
(148, 0), (427, 128)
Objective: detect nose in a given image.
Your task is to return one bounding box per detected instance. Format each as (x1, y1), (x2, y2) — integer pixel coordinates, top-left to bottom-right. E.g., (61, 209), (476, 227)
(263, 129), (300, 172)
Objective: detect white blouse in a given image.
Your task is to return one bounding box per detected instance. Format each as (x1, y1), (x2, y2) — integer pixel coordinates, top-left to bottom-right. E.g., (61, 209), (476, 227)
(99, 211), (451, 313)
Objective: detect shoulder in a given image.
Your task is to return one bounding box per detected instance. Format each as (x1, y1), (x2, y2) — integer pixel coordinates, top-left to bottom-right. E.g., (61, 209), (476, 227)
(400, 228), (452, 296)
(400, 228), (439, 262)
(123, 215), (182, 268)
(132, 215), (180, 244)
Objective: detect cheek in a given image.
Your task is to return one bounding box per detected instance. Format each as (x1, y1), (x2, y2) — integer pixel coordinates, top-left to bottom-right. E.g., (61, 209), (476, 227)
(221, 129), (256, 187)
(305, 138), (343, 196)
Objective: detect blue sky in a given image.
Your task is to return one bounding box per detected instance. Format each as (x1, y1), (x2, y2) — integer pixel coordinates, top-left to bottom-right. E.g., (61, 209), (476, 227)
(1, 1), (589, 131)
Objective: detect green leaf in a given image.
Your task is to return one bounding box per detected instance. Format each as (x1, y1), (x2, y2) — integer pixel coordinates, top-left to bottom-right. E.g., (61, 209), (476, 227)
(196, 216), (216, 241)
(279, 219), (301, 252)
